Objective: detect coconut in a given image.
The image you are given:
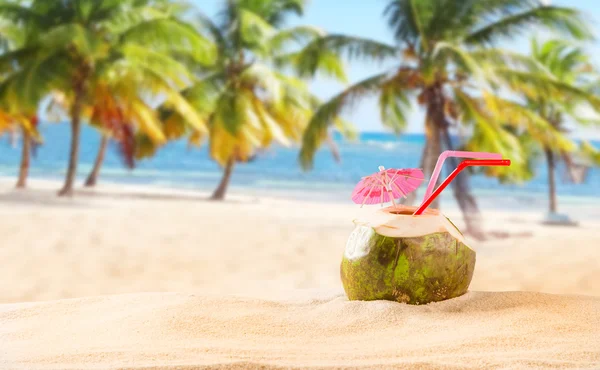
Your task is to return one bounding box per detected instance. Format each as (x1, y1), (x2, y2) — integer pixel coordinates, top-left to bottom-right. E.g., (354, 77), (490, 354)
(341, 205), (475, 305)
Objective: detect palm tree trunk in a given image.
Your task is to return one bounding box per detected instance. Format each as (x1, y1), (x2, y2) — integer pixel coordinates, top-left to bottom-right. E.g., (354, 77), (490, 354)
(422, 130), (443, 209)
(58, 76), (87, 197)
(211, 158), (235, 200)
(15, 131), (30, 189)
(422, 88), (444, 210)
(424, 85), (484, 238)
(544, 147), (557, 213)
(85, 135), (108, 187)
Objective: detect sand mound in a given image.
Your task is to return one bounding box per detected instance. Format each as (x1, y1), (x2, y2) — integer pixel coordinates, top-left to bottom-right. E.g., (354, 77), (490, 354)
(2, 291), (599, 369)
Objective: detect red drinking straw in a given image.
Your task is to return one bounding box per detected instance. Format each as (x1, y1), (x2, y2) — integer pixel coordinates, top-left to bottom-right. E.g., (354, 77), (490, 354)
(413, 159), (511, 216)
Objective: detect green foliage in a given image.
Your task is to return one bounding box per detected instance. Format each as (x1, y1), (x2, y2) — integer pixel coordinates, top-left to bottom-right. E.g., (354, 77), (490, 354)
(298, 0), (595, 177)
(299, 73), (391, 169)
(0, 0), (215, 168)
(521, 39), (600, 179)
(159, 0), (348, 168)
(0, 0), (598, 198)
(283, 35), (396, 81)
(579, 141), (600, 166)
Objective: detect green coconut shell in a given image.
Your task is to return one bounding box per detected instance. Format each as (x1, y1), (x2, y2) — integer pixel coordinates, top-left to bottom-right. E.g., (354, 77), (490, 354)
(341, 223), (476, 305)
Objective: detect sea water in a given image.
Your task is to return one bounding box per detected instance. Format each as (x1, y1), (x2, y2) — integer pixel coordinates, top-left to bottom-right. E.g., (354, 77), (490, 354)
(0, 123), (599, 208)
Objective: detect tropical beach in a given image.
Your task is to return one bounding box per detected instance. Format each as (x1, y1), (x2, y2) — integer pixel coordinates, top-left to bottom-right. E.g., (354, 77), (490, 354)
(1, 179), (600, 369)
(1, 0), (600, 369)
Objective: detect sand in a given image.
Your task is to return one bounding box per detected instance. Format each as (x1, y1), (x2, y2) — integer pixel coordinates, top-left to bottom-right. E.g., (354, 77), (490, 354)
(1, 180), (599, 369)
(3, 291), (600, 369)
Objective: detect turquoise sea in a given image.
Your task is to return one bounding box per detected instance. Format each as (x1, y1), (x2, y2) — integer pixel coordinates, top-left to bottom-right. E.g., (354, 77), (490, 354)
(1, 123), (599, 208)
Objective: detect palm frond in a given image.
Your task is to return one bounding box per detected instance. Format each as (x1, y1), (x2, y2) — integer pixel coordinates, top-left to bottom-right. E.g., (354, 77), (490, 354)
(494, 68), (600, 109)
(162, 88), (208, 135)
(1, 51), (72, 111)
(0, 46), (37, 75)
(384, 0), (432, 51)
(38, 22), (102, 58)
(232, 0), (306, 28)
(486, 93), (577, 152)
(127, 98), (166, 144)
(281, 35), (396, 82)
(252, 96), (291, 147)
(432, 42), (488, 83)
(0, 3), (41, 25)
(299, 72), (391, 170)
(213, 88), (243, 137)
(453, 89), (529, 179)
(118, 18), (216, 65)
(466, 6), (593, 45)
(379, 76), (411, 134)
(238, 7), (276, 54)
(193, 11), (228, 58)
(579, 140), (600, 166)
(468, 48), (547, 75)
(178, 73), (225, 115)
(268, 25), (324, 52)
(301, 34), (398, 64)
(116, 44), (194, 89)
(241, 63), (283, 104)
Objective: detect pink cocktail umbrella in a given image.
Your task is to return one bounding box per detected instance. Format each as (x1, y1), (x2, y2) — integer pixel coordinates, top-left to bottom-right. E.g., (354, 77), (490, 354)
(352, 166), (424, 208)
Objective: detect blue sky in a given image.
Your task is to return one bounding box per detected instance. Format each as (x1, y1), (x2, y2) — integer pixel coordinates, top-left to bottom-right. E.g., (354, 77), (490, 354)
(192, 0), (600, 137)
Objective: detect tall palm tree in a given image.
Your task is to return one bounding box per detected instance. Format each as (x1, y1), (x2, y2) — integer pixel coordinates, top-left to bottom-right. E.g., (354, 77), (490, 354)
(0, 109), (39, 188)
(294, 0), (591, 235)
(0, 0), (214, 196)
(81, 0), (205, 188)
(159, 0), (348, 200)
(48, 58), (210, 188)
(0, 75), (39, 191)
(517, 39), (600, 214)
(0, 12), (39, 189)
(452, 40), (600, 199)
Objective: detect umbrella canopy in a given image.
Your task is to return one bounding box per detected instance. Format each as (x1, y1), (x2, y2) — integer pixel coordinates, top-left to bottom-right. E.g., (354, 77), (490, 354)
(352, 166), (424, 207)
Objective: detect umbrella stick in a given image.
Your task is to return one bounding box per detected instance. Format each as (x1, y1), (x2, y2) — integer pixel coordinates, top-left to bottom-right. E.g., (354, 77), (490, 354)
(388, 189), (397, 208)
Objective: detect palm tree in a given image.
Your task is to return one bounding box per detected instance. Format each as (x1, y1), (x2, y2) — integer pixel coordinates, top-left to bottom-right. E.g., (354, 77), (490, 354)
(159, 0), (348, 200)
(0, 62), (40, 190)
(48, 65), (209, 188)
(0, 12), (39, 189)
(81, 0), (207, 188)
(0, 109), (39, 188)
(0, 0), (214, 196)
(294, 0), (591, 236)
(517, 39), (600, 214)
(84, 134), (108, 187)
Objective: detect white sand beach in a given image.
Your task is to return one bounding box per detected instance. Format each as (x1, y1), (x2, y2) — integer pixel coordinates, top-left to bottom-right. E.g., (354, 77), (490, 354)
(1, 179), (599, 369)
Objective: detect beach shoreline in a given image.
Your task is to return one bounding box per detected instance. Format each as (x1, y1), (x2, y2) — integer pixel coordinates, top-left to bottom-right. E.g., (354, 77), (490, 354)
(1, 178), (600, 302)
(3, 173), (600, 215)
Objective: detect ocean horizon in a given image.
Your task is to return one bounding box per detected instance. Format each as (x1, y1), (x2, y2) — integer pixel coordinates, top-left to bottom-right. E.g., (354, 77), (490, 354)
(1, 122), (599, 209)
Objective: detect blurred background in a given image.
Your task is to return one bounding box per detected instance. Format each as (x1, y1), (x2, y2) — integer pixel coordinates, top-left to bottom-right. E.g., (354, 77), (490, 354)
(0, 0), (599, 304)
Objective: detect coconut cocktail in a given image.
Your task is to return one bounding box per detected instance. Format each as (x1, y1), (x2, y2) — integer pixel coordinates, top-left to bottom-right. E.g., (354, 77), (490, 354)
(341, 205), (475, 305)
(344, 151), (510, 305)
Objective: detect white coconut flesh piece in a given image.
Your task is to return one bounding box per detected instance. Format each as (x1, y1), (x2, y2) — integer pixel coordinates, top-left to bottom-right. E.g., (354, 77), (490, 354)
(350, 205), (465, 244)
